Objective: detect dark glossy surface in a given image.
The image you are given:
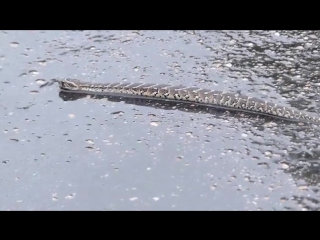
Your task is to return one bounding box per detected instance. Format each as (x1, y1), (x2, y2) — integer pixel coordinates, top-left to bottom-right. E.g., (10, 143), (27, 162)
(0, 30), (320, 210)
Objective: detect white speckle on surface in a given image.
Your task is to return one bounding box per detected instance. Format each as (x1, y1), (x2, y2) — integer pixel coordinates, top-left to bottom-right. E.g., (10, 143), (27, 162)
(241, 133), (248, 138)
(52, 193), (58, 201)
(35, 79), (46, 85)
(85, 139), (94, 145)
(264, 151), (272, 156)
(65, 193), (75, 200)
(150, 121), (159, 126)
(281, 163), (289, 169)
(10, 42), (19, 47)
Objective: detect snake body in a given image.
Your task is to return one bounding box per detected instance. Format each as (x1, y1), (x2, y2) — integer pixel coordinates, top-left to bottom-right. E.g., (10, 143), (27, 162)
(58, 78), (320, 124)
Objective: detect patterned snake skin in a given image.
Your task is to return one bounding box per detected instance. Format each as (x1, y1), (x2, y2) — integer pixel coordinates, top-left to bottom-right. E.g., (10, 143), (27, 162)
(58, 78), (320, 124)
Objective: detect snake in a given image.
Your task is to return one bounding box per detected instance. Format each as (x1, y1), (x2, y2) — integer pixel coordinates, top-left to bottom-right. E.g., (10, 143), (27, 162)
(56, 78), (320, 124)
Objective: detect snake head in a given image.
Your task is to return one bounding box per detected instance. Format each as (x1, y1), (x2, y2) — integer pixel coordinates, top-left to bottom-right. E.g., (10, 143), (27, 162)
(59, 78), (80, 91)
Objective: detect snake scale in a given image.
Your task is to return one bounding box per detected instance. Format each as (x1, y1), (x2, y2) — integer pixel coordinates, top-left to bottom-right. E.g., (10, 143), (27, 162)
(57, 78), (320, 124)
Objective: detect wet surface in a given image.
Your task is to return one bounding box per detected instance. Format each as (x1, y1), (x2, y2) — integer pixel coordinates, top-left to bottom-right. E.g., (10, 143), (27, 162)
(1, 30), (320, 210)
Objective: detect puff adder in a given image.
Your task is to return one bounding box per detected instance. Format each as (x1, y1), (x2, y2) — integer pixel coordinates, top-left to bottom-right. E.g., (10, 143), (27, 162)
(58, 78), (320, 124)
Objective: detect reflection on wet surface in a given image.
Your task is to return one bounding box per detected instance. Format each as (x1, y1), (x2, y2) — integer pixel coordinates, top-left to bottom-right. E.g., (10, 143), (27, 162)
(1, 30), (320, 210)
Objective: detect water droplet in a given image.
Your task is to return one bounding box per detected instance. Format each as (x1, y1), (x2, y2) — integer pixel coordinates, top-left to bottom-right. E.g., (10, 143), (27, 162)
(133, 66), (140, 71)
(280, 197), (288, 202)
(30, 90), (38, 95)
(85, 139), (94, 144)
(65, 193), (75, 200)
(298, 185), (308, 191)
(264, 151), (272, 156)
(52, 193), (58, 201)
(29, 70), (39, 75)
(150, 121), (159, 126)
(38, 60), (47, 66)
(153, 197), (160, 201)
(186, 132), (193, 137)
(10, 42), (19, 47)
(35, 79), (46, 85)
(210, 184), (217, 190)
(19, 73), (27, 77)
(68, 114), (75, 119)
(129, 197), (138, 201)
(111, 111), (124, 115)
(241, 133), (248, 137)
(13, 127), (19, 133)
(2, 160), (9, 164)
(281, 163), (289, 169)
(85, 146), (94, 151)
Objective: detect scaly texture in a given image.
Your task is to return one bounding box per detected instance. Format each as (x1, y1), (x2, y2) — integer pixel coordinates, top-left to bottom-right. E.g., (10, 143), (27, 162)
(58, 78), (320, 124)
